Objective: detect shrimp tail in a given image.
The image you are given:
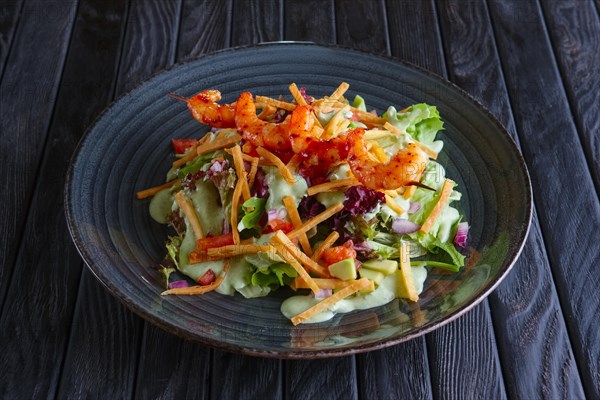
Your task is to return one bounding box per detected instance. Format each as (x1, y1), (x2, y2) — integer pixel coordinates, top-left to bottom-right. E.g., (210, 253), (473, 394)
(187, 89), (236, 128)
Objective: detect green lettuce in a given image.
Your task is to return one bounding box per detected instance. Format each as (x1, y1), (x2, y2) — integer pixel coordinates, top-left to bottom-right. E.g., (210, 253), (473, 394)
(383, 103), (444, 148)
(237, 197), (267, 231)
(251, 262), (298, 290)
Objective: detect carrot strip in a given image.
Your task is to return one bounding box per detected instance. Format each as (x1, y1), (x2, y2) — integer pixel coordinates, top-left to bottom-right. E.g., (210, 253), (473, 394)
(174, 191), (205, 240)
(419, 179), (454, 234)
(311, 231), (340, 262)
(396, 242), (418, 301)
(385, 194), (406, 215)
(255, 95), (296, 111)
(324, 106), (350, 138)
(231, 145), (251, 201)
(293, 277), (355, 290)
(287, 203), (344, 240)
(256, 147), (295, 185)
(230, 176), (243, 244)
(206, 244), (276, 258)
(257, 104), (277, 119)
(136, 179), (178, 199)
(247, 156), (259, 188)
(402, 185), (417, 199)
(161, 259), (230, 295)
(196, 134), (241, 157)
(291, 278), (373, 325)
(224, 148), (256, 163)
(270, 231), (329, 277)
(329, 82), (349, 100)
(306, 178), (359, 196)
(270, 243), (320, 294)
(289, 83), (307, 106)
(282, 196), (313, 256)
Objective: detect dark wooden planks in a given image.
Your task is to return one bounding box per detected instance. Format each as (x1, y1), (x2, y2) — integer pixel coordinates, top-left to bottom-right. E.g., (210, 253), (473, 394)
(386, 0), (445, 74)
(540, 0), (600, 193)
(358, 341), (432, 400)
(285, 0), (336, 44)
(436, 0), (585, 398)
(385, 1), (508, 398)
(335, 0), (388, 54)
(0, 0), (23, 79)
(231, 0), (283, 46)
(0, 0), (78, 309)
(0, 0), (127, 398)
(177, 0), (231, 62)
(134, 325), (212, 399)
(487, 0), (600, 397)
(210, 353), (282, 399)
(116, 0), (182, 94)
(286, 358), (358, 399)
(55, 1), (187, 398)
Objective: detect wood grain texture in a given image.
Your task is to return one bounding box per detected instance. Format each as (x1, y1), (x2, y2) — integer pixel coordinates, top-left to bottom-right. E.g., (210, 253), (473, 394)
(56, 1), (189, 398)
(487, 0), (600, 397)
(0, 0), (78, 310)
(540, 0), (600, 192)
(231, 0), (282, 46)
(56, 274), (143, 399)
(116, 0), (182, 94)
(436, 0), (585, 398)
(428, 303), (507, 400)
(285, 0), (335, 44)
(211, 352), (283, 399)
(133, 325), (212, 400)
(385, 0), (445, 74)
(0, 0), (23, 79)
(286, 357), (358, 399)
(335, 0), (388, 54)
(177, 0), (231, 61)
(358, 340), (433, 400)
(0, 1), (126, 398)
(385, 1), (508, 398)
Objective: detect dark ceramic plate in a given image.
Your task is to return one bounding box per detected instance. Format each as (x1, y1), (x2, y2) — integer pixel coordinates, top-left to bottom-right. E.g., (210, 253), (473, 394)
(65, 43), (531, 358)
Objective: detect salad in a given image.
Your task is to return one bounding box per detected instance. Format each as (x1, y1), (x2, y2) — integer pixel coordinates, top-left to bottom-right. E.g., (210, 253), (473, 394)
(137, 83), (469, 325)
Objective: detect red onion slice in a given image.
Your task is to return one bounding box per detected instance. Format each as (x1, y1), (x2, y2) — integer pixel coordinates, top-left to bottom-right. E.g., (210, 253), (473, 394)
(311, 289), (333, 299)
(454, 222), (469, 248)
(267, 208), (287, 222)
(391, 218), (421, 234)
(168, 280), (189, 289)
(408, 201), (421, 214)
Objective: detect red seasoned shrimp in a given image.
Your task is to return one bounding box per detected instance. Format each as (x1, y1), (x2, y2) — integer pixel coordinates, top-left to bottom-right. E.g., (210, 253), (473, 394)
(347, 128), (427, 190)
(185, 90), (236, 128)
(235, 92), (315, 152)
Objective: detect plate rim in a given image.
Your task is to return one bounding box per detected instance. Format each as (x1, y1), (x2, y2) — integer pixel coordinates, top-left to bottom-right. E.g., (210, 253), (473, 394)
(64, 42), (533, 359)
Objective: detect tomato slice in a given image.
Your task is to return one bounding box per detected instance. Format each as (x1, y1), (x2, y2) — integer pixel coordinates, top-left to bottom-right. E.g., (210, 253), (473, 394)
(264, 218), (294, 234)
(321, 240), (357, 265)
(171, 138), (197, 154)
(197, 269), (216, 285)
(196, 233), (234, 251)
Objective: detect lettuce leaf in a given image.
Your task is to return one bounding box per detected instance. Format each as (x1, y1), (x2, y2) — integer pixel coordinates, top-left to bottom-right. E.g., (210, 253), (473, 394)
(383, 103), (444, 149)
(237, 197), (267, 231)
(250, 262), (298, 290)
(352, 95), (367, 111)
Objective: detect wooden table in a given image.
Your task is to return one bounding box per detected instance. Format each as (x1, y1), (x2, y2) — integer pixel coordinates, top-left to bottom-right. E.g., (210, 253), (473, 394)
(2, 0), (599, 398)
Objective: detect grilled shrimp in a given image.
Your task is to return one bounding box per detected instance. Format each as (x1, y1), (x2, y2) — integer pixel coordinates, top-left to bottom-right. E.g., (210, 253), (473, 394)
(235, 92), (315, 152)
(347, 128), (427, 190)
(186, 90), (236, 128)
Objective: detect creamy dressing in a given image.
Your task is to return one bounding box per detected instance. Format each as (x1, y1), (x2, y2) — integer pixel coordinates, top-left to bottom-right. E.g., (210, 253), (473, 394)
(149, 188), (173, 224)
(264, 166), (307, 211)
(280, 266), (427, 324)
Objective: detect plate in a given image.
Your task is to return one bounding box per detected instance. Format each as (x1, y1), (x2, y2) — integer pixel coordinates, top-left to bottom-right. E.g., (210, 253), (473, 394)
(65, 43), (531, 358)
